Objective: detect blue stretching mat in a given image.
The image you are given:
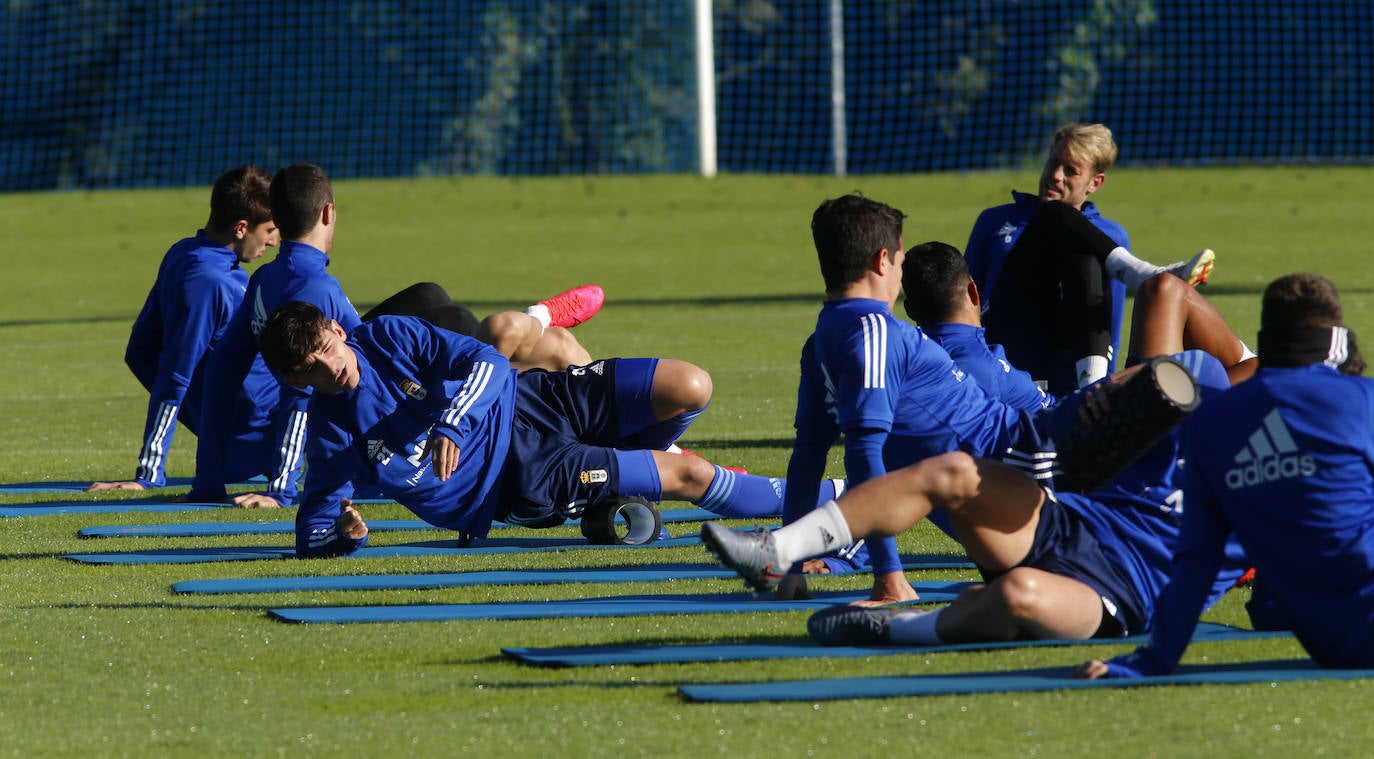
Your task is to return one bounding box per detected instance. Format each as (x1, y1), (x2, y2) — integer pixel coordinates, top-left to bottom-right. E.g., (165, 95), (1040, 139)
(1, 497), (389, 518)
(503, 622), (1290, 667)
(172, 558), (969, 594)
(77, 507), (720, 538)
(679, 658), (1374, 702)
(82, 519), (443, 538)
(267, 583), (968, 624)
(177, 564), (753, 594)
(0, 476), (269, 495)
(63, 535), (706, 565)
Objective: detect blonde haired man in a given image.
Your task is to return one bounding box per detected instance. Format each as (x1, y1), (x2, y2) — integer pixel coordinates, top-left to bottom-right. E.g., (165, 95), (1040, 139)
(966, 123), (1214, 394)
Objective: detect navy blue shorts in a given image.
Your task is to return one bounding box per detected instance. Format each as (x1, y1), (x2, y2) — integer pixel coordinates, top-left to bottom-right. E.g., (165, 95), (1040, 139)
(981, 495), (1147, 637)
(496, 358), (668, 526)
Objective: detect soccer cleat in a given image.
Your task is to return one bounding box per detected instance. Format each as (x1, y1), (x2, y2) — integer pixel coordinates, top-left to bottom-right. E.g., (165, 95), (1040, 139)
(1166, 248), (1214, 286)
(700, 521), (784, 593)
(537, 284), (605, 328)
(807, 604), (900, 646)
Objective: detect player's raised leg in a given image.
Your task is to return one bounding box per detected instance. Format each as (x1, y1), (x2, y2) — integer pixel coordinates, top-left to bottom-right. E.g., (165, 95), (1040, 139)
(702, 452), (1046, 591)
(1129, 272), (1256, 384)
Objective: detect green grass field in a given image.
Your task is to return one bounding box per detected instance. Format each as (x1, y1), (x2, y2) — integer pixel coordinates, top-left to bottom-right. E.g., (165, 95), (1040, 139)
(3, 168), (1373, 756)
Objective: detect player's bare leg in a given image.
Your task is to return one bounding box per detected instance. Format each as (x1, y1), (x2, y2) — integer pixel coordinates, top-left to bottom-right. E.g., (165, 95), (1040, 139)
(935, 568), (1106, 641)
(703, 453), (1041, 595)
(476, 312), (593, 372)
(648, 359), (713, 420)
(809, 567), (1106, 645)
(476, 311), (542, 363)
(854, 456), (1041, 606)
(831, 453), (1041, 569)
(651, 448), (718, 501)
(1129, 273), (1257, 384)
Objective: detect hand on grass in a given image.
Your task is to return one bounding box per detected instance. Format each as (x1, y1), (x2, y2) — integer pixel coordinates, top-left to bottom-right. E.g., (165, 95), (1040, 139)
(231, 493), (283, 509)
(337, 499), (369, 539)
(86, 480), (146, 492)
(1072, 659), (1110, 679)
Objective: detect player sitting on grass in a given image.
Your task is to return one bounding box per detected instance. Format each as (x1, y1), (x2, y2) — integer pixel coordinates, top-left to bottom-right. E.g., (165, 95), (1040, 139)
(1076, 273), (1373, 677)
(777, 194), (1055, 605)
(796, 239), (1256, 580)
(257, 301), (832, 557)
(704, 362), (1251, 648)
(970, 123), (1215, 394)
(908, 240), (1258, 398)
(89, 165), (279, 495)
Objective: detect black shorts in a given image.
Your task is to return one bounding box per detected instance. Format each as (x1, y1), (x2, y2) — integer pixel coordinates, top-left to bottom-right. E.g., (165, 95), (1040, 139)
(980, 495), (1147, 637)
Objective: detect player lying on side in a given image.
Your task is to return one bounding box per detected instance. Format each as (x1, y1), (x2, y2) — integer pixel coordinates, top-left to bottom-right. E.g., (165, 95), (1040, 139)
(188, 162), (603, 508)
(257, 301), (835, 557)
(1077, 273), (1374, 677)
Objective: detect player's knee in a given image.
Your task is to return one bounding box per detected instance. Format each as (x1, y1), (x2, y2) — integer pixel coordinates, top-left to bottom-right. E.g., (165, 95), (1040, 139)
(1137, 270), (1184, 303)
(654, 360), (713, 413)
(476, 311), (525, 347)
(913, 452), (981, 510)
(994, 568), (1051, 619)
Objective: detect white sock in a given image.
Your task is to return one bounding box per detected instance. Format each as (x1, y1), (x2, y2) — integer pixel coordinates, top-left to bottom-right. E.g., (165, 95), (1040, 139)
(888, 607), (945, 644)
(774, 500), (853, 567)
(1239, 340), (1257, 362)
(1075, 354), (1109, 388)
(524, 304), (552, 330)
(1104, 246), (1164, 289)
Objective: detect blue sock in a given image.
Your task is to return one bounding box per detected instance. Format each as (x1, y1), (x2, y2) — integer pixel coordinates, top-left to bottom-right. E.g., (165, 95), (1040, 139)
(693, 465), (784, 517)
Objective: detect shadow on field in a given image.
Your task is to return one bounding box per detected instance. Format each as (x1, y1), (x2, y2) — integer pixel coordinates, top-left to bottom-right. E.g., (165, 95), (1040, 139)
(1, 293), (826, 329)
(356, 292), (826, 312)
(0, 313), (134, 328)
(30, 282), (1374, 330)
(674, 437), (793, 451)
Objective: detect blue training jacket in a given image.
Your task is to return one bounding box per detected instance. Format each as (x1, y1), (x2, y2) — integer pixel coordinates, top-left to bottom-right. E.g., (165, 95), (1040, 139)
(190, 241), (360, 504)
(124, 232), (247, 487)
(295, 316), (517, 557)
(1110, 363), (1374, 675)
(783, 298), (1049, 575)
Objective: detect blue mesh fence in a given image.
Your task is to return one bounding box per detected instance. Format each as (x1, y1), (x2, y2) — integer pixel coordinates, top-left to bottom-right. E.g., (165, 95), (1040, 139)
(2, 1), (1372, 191)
